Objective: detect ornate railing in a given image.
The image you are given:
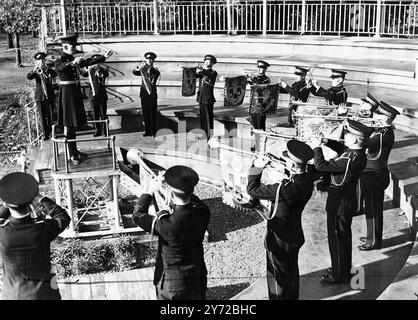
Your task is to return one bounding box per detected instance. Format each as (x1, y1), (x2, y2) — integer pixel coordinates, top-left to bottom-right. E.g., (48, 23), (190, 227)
(40, 0), (418, 38)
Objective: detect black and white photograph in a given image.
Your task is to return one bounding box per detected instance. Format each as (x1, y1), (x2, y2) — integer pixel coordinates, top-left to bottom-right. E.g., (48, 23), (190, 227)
(0, 0), (417, 310)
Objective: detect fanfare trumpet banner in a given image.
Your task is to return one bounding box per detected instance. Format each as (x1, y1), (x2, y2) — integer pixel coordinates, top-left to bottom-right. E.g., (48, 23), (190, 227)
(181, 67), (198, 97)
(223, 75), (247, 108)
(126, 149), (172, 214)
(212, 138), (294, 220)
(249, 83), (280, 116)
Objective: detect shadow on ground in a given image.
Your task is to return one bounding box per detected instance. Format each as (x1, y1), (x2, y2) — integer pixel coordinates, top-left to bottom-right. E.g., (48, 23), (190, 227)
(207, 282), (250, 300)
(204, 197), (264, 242)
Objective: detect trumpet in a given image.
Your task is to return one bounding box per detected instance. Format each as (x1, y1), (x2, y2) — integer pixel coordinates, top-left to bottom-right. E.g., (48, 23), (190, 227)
(209, 139), (297, 178)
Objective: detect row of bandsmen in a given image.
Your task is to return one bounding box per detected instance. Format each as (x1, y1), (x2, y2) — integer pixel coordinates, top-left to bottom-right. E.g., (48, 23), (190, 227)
(28, 34), (349, 160)
(0, 97), (398, 300)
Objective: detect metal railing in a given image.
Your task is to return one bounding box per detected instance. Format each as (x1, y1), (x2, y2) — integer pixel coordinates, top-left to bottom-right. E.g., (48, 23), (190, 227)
(25, 101), (43, 146)
(41, 1), (418, 38)
(51, 120), (116, 174)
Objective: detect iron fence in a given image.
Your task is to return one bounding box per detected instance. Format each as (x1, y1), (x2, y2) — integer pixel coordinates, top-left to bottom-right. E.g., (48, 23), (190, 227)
(41, 1), (418, 38)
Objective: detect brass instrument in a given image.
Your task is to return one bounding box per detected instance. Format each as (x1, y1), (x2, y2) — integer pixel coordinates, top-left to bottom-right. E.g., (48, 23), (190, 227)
(136, 61), (153, 95)
(34, 65), (49, 100)
(293, 113), (389, 129)
(251, 127), (345, 143)
(209, 138), (297, 180)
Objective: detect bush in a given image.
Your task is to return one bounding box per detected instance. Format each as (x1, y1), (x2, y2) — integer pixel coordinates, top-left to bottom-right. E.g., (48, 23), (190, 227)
(51, 236), (156, 279)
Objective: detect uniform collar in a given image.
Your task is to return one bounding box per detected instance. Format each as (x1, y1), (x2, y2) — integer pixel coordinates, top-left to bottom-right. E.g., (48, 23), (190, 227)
(9, 215), (33, 224)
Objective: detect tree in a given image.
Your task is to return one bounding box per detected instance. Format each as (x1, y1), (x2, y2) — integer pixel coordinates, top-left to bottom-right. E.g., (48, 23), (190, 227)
(0, 0), (41, 67)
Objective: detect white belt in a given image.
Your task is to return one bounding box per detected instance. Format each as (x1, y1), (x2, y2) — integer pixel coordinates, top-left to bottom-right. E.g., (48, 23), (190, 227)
(59, 80), (80, 85)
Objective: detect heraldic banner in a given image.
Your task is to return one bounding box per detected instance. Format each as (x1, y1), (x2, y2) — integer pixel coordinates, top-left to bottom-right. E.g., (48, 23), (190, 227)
(223, 75), (247, 108)
(249, 83), (279, 116)
(138, 159), (171, 213)
(219, 144), (289, 220)
(181, 67), (197, 97)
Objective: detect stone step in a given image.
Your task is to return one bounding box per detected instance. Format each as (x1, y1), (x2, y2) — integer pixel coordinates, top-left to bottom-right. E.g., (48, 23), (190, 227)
(71, 34), (418, 61)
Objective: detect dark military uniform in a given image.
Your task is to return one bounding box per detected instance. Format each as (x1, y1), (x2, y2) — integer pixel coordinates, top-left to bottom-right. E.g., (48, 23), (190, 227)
(310, 69), (348, 106)
(132, 165), (210, 300)
(311, 84), (348, 106)
(313, 121), (370, 283)
(0, 172), (71, 300)
(81, 62), (109, 136)
(27, 53), (57, 140)
(55, 50), (106, 157)
(281, 66), (311, 126)
(0, 198), (70, 300)
(248, 74), (271, 131)
(133, 54), (160, 137)
(197, 71), (217, 139)
(247, 140), (316, 300)
(359, 101), (399, 250)
(132, 194), (210, 300)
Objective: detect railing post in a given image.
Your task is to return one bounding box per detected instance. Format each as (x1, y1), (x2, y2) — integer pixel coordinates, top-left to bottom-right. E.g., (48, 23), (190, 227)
(263, 0), (268, 35)
(301, 0), (306, 35)
(227, 0), (232, 34)
(153, 0), (159, 35)
(60, 0), (67, 36)
(375, 0), (383, 37)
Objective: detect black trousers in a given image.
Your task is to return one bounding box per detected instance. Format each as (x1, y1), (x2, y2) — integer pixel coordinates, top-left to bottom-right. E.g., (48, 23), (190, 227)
(250, 114), (266, 131)
(65, 126), (78, 158)
(155, 279), (207, 300)
(326, 196), (354, 282)
(90, 98), (107, 134)
(36, 100), (53, 138)
(266, 248), (300, 300)
(199, 103), (214, 140)
(141, 95), (158, 135)
(360, 171), (390, 247)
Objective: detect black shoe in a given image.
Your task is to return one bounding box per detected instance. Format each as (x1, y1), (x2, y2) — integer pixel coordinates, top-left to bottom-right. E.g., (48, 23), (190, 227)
(70, 156), (80, 166)
(358, 243), (381, 251)
(320, 273), (349, 284)
(326, 268), (333, 274)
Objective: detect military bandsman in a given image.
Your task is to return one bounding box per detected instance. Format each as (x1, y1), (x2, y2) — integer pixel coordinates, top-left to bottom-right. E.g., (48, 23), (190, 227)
(54, 34), (110, 165)
(132, 165), (211, 300)
(133, 52), (160, 137)
(27, 52), (57, 140)
(280, 66), (311, 127)
(358, 101), (400, 251)
(246, 60), (271, 131)
(81, 54), (110, 137)
(0, 172), (70, 300)
(311, 69), (348, 108)
(196, 54), (218, 140)
(310, 120), (372, 284)
(247, 140), (317, 299)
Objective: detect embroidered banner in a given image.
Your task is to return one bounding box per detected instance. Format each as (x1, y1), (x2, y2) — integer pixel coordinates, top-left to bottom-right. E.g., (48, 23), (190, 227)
(138, 159), (172, 213)
(181, 67), (197, 97)
(218, 143), (290, 220)
(249, 83), (279, 115)
(224, 75), (247, 108)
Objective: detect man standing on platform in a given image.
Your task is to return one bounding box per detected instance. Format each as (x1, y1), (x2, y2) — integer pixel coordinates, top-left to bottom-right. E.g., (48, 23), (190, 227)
(358, 101), (399, 251)
(27, 52), (57, 140)
(310, 120), (372, 284)
(279, 66), (311, 127)
(81, 54), (110, 137)
(133, 52), (160, 137)
(0, 172), (70, 300)
(246, 60), (271, 131)
(310, 69), (348, 111)
(246, 140), (317, 300)
(55, 34), (110, 165)
(196, 54), (218, 140)
(132, 166), (211, 300)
